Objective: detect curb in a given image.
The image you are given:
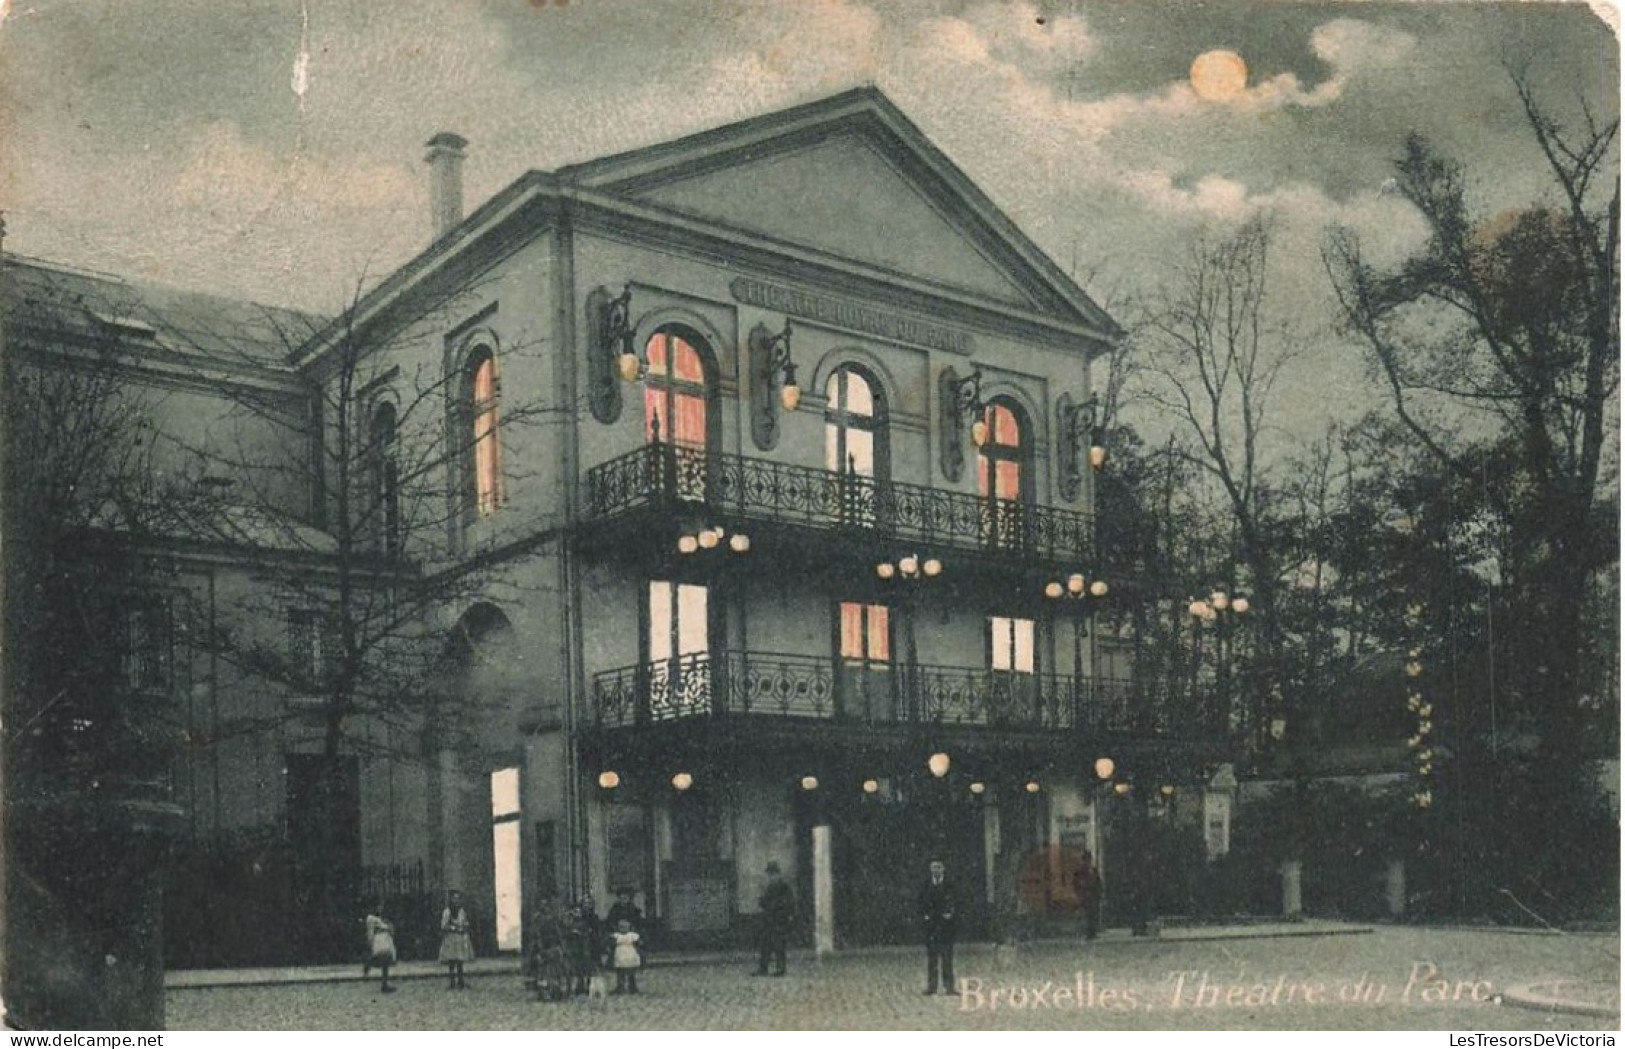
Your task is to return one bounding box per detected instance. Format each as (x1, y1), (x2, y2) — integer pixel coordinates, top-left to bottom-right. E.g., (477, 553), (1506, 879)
(166, 923), (1375, 990)
(1498, 982), (1621, 1021)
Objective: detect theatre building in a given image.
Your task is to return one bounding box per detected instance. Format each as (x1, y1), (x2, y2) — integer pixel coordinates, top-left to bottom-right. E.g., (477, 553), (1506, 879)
(10, 89), (1234, 965)
(349, 87), (1226, 949)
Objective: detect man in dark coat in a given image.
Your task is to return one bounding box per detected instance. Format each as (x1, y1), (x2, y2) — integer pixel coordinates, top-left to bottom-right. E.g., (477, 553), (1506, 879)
(918, 859), (958, 995)
(755, 861), (794, 976)
(605, 887), (643, 935)
(1074, 850), (1103, 941)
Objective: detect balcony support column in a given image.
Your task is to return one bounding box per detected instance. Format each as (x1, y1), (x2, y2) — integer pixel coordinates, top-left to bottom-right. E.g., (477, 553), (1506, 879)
(812, 823), (835, 958)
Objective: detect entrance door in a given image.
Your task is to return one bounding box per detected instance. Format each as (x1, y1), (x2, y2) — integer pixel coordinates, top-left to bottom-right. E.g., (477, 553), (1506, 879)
(831, 784), (986, 945)
(491, 767), (522, 951)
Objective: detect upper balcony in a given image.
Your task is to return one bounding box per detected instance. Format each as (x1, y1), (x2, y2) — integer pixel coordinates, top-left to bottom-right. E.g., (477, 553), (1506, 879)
(590, 650), (1184, 739)
(584, 442), (1095, 565)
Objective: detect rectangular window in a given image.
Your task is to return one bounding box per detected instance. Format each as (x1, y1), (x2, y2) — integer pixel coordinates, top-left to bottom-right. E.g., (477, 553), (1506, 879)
(288, 609), (335, 691)
(122, 595), (173, 693)
(989, 616), (1035, 673)
(649, 581), (709, 719)
(840, 602), (890, 662)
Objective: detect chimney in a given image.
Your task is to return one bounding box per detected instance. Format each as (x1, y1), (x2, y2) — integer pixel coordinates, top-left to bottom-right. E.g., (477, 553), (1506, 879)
(425, 132), (469, 240)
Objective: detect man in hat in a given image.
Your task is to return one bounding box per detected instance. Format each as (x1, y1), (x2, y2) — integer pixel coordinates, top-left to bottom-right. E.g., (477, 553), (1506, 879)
(918, 859), (957, 995)
(755, 861), (794, 976)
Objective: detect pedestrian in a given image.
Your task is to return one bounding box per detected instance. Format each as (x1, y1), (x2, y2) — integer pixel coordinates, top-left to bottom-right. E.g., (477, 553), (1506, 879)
(564, 894), (601, 995)
(918, 859), (957, 995)
(364, 899), (397, 994)
(755, 861), (793, 977)
(606, 886), (643, 936)
(610, 918), (642, 995)
(439, 889), (475, 990)
(1074, 850), (1103, 941)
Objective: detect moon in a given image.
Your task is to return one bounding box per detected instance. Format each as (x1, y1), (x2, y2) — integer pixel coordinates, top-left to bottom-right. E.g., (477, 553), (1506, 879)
(1190, 50), (1248, 101)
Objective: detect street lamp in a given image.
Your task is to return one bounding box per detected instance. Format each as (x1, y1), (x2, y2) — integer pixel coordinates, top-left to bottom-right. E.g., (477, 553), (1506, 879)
(676, 524), (751, 557)
(876, 555), (946, 720)
(1045, 574), (1110, 727)
(1189, 587), (1250, 737)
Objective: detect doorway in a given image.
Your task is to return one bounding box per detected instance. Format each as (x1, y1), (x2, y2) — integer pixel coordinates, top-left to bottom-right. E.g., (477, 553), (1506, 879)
(831, 783), (987, 945)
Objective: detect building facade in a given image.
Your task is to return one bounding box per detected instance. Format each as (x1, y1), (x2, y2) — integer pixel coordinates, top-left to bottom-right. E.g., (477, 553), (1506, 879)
(7, 90), (1237, 967)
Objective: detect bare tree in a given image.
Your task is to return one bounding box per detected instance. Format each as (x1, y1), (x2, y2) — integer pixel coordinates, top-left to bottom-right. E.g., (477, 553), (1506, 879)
(1133, 215), (1298, 740)
(3, 256), (180, 1028)
(157, 271), (560, 959)
(1323, 67), (1619, 754)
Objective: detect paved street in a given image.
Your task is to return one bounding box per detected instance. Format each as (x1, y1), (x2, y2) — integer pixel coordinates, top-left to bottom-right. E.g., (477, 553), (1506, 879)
(167, 926), (1619, 1030)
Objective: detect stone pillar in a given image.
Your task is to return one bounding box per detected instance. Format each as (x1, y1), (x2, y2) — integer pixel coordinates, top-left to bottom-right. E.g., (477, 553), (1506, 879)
(1280, 859), (1303, 919)
(438, 748), (465, 893)
(7, 796), (181, 1029)
(812, 824), (835, 958)
(1383, 858), (1406, 918)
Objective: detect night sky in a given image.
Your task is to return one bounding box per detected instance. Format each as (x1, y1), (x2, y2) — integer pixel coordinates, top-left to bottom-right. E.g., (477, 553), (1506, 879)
(0, 0), (1616, 436)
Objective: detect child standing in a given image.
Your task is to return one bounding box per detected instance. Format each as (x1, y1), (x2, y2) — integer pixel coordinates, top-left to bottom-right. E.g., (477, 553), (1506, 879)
(439, 889), (474, 990)
(610, 919), (641, 995)
(364, 900), (397, 994)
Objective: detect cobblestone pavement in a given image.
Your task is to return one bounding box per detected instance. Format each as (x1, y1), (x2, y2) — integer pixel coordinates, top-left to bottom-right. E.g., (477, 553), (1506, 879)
(167, 927), (1620, 1031)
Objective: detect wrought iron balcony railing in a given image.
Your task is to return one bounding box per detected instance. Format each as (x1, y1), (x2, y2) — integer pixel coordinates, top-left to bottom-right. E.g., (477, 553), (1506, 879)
(591, 650), (1174, 737)
(585, 442), (1095, 564)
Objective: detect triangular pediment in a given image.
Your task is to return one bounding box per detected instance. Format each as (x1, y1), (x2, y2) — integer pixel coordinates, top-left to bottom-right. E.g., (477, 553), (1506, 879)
(563, 90), (1116, 333)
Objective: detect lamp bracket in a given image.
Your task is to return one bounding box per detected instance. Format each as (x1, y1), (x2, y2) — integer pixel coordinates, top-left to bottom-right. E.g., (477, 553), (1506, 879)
(938, 365), (984, 482)
(748, 319), (795, 451)
(586, 284), (634, 423)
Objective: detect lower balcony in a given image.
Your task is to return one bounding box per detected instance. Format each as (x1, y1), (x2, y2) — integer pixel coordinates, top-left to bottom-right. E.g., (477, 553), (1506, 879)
(591, 650), (1187, 739)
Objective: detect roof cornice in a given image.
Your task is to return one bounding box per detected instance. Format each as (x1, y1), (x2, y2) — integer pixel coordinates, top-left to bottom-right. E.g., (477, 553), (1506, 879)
(291, 89), (1126, 368)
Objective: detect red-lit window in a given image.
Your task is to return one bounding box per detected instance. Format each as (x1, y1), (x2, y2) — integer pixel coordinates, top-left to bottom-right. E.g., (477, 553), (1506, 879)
(840, 601), (890, 663)
(977, 400), (1024, 502)
(468, 350), (502, 517)
(644, 331), (708, 448)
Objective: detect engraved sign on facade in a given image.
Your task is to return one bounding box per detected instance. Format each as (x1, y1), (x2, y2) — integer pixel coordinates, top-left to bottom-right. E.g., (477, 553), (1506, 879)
(730, 277), (973, 354)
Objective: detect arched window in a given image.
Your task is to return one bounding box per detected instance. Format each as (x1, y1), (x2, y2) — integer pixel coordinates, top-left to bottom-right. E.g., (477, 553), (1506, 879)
(824, 365), (887, 478)
(825, 365), (888, 526)
(978, 397), (1030, 549)
(465, 348), (501, 518)
(643, 329), (709, 448)
(644, 328), (711, 502)
(368, 401), (400, 555)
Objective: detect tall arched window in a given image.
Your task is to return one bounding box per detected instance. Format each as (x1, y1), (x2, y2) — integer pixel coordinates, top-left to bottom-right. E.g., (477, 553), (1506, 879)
(466, 347), (502, 518)
(978, 397), (1029, 549)
(824, 366), (887, 477)
(644, 328), (711, 502)
(368, 401), (400, 555)
(825, 365), (888, 526)
(643, 329), (708, 448)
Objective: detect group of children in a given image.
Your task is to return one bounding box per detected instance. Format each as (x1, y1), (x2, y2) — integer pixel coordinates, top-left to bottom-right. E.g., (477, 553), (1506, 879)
(530, 890), (645, 998)
(361, 888), (645, 998)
